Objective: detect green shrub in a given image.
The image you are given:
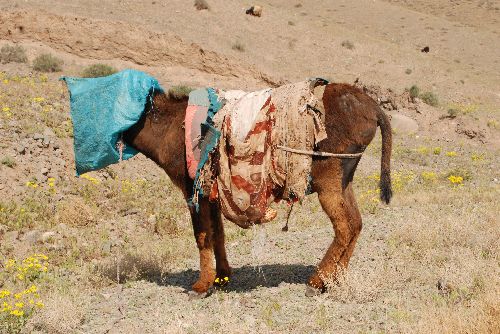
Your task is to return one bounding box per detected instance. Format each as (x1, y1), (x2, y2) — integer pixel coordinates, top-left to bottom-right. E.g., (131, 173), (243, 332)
(409, 85), (420, 99)
(447, 108), (458, 118)
(341, 40), (355, 50)
(32, 54), (63, 72)
(420, 91), (439, 107)
(168, 85), (193, 100)
(0, 45), (28, 64)
(81, 64), (117, 78)
(194, 0), (209, 10)
(1, 156), (16, 168)
(232, 41), (245, 52)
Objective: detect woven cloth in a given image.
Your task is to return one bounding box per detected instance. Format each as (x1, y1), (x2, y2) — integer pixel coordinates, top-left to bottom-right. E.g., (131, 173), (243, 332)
(190, 79), (328, 227)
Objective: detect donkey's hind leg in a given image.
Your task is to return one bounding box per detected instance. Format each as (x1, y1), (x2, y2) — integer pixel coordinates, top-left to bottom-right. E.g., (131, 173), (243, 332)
(307, 178), (362, 294)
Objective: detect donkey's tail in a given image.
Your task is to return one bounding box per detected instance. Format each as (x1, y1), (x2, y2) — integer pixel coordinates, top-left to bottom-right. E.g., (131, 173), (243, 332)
(377, 109), (392, 204)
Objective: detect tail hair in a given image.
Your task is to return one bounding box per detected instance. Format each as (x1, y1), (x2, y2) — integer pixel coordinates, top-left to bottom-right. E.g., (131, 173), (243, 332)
(377, 109), (392, 204)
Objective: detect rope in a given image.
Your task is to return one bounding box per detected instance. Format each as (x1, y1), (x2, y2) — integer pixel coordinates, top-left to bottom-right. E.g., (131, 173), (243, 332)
(277, 145), (363, 158)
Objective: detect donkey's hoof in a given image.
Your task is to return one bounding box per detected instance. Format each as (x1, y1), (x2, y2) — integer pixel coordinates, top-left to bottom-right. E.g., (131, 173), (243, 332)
(187, 290), (208, 300)
(305, 285), (323, 297)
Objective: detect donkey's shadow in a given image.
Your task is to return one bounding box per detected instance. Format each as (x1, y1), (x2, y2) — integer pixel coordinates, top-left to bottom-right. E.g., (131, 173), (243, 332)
(99, 255), (315, 292)
(161, 264), (316, 292)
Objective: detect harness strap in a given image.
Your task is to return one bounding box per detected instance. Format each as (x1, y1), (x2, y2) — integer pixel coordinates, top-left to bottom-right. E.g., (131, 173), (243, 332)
(277, 145), (363, 158)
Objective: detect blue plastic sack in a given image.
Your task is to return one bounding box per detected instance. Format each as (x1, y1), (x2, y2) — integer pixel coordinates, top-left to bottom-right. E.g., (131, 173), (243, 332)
(61, 69), (164, 175)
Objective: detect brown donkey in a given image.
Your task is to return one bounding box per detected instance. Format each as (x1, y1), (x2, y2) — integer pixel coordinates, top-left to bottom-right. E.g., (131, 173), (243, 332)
(123, 83), (392, 296)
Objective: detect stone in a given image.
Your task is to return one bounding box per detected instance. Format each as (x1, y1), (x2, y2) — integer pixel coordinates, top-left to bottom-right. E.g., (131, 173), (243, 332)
(41, 167), (49, 175)
(16, 144), (26, 154)
(388, 112), (419, 134)
(41, 231), (56, 243)
(101, 241), (112, 254)
(43, 128), (55, 137)
(33, 133), (43, 140)
(4, 230), (19, 242)
(22, 230), (42, 244)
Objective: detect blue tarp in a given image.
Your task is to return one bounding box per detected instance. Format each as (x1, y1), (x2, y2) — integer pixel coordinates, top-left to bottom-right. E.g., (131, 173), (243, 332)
(61, 69), (164, 175)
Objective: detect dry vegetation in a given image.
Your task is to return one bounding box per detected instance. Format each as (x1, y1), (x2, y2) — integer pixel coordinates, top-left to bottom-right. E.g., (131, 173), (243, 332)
(0, 63), (498, 333)
(32, 54), (63, 73)
(0, 0), (499, 330)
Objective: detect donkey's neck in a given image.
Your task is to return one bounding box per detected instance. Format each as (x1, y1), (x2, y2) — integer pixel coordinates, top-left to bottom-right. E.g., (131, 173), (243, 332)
(124, 93), (189, 192)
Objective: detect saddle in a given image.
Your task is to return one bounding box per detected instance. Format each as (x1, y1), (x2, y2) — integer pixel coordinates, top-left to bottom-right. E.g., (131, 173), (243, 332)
(185, 79), (328, 228)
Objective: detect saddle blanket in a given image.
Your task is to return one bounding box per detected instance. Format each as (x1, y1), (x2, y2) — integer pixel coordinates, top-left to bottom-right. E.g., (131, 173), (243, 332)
(186, 79), (328, 228)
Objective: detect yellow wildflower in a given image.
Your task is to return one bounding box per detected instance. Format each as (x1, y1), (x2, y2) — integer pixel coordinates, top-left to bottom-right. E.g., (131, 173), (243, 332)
(0, 290), (10, 298)
(446, 151), (457, 157)
(2, 107), (10, 112)
(33, 97), (45, 103)
(10, 309), (24, 316)
(29, 299), (34, 305)
(26, 181), (39, 188)
(80, 174), (100, 184)
(15, 302), (24, 308)
(448, 175), (463, 185)
(35, 301), (44, 308)
(14, 293), (22, 299)
(471, 153), (484, 161)
(5, 259), (16, 269)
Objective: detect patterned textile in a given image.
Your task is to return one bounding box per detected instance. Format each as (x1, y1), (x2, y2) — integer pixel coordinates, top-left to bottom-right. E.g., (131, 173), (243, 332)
(187, 79), (328, 227)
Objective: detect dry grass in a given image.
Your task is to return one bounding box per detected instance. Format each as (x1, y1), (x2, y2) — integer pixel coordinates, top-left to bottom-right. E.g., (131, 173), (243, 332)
(341, 40), (355, 50)
(0, 45), (28, 64)
(231, 41), (245, 52)
(1, 68), (498, 333)
(55, 197), (96, 227)
(32, 54), (63, 72)
(167, 85), (193, 100)
(81, 63), (117, 78)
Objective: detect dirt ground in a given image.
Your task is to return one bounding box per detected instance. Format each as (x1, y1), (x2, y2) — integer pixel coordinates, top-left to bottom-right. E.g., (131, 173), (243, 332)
(0, 1), (499, 333)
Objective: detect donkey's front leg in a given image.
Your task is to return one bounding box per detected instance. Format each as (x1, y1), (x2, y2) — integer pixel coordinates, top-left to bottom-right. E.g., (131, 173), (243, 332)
(189, 198), (216, 295)
(209, 202), (232, 287)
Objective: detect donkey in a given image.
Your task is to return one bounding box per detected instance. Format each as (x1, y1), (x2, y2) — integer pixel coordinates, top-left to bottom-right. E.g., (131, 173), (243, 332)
(123, 82), (392, 296)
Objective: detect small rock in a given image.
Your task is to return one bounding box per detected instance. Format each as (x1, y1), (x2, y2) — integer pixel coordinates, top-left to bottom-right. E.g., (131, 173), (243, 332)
(16, 144), (26, 154)
(43, 128), (55, 137)
(379, 95), (390, 103)
(33, 133), (43, 140)
(23, 230), (42, 244)
(52, 142), (60, 150)
(41, 231), (56, 243)
(41, 167), (49, 175)
(4, 230), (19, 242)
(101, 241), (112, 254)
